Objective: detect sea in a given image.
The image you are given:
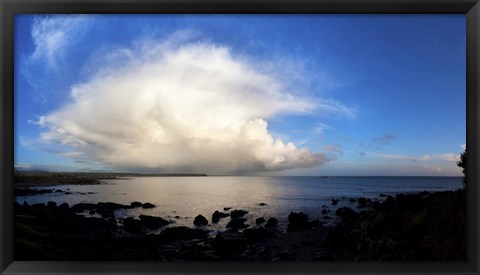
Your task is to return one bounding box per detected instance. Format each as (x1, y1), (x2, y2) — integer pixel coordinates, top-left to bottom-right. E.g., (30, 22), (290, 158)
(15, 176), (463, 231)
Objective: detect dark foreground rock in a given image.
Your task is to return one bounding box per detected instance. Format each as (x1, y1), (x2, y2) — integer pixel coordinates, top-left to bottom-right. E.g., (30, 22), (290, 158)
(325, 189), (466, 260)
(13, 189), (465, 261)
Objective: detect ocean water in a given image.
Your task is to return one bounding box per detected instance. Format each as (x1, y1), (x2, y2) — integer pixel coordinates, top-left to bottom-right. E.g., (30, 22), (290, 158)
(15, 176), (463, 231)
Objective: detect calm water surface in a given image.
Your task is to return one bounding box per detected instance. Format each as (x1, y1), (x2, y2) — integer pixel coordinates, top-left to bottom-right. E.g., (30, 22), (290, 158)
(16, 176), (462, 231)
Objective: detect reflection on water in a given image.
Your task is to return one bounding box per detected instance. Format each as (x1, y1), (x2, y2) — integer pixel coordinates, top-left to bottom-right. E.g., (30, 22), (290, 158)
(16, 176), (462, 231)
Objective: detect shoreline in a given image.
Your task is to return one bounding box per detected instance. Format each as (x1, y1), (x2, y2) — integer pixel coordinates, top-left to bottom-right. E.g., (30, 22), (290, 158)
(14, 186), (465, 261)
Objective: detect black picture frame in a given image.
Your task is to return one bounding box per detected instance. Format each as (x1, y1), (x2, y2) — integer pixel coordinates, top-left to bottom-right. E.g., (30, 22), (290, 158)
(1, 0), (479, 274)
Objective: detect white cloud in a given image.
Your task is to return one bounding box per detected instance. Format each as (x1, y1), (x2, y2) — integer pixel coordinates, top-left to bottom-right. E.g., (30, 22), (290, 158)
(461, 144), (466, 150)
(35, 34), (345, 174)
(29, 15), (91, 68)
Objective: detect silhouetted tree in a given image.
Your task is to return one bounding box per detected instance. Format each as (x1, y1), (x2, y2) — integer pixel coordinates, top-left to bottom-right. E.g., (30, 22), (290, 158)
(457, 148), (466, 186)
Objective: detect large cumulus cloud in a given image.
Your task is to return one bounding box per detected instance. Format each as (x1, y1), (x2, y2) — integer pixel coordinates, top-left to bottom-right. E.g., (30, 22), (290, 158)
(35, 35), (340, 174)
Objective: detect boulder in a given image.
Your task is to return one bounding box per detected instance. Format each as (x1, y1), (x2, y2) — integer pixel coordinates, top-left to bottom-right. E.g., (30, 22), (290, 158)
(230, 210), (248, 219)
(193, 215), (208, 226)
(139, 215), (169, 229)
(212, 211), (229, 223)
(287, 212), (310, 232)
(265, 218), (278, 228)
(130, 201), (142, 208)
(142, 202), (156, 209)
(335, 207), (359, 225)
(226, 218), (248, 230)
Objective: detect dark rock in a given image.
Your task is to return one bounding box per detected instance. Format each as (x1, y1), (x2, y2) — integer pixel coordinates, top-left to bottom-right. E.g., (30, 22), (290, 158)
(174, 216), (181, 219)
(223, 207), (231, 211)
(357, 197), (368, 207)
(349, 198), (356, 202)
(321, 209), (328, 215)
(142, 202), (156, 209)
(259, 203), (267, 206)
(379, 193), (387, 197)
(309, 219), (321, 228)
(193, 215), (208, 226)
(331, 199), (339, 205)
(273, 250), (296, 261)
(89, 210), (95, 215)
(122, 217), (142, 233)
(335, 207), (359, 225)
(139, 215), (170, 229)
(243, 227), (274, 243)
(214, 232), (248, 255)
(55, 189), (63, 193)
(159, 226), (207, 241)
(65, 192), (72, 195)
(211, 211), (229, 223)
(47, 201), (57, 208)
(287, 212), (310, 232)
(255, 217), (266, 225)
(226, 218), (248, 230)
(265, 218), (278, 228)
(230, 210), (248, 218)
(130, 201), (142, 208)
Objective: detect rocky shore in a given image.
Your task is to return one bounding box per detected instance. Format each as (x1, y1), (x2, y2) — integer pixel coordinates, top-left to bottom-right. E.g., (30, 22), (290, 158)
(14, 188), (465, 261)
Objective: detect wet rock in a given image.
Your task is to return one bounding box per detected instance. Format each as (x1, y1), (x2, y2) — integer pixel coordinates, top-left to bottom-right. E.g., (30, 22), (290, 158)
(142, 202), (156, 209)
(230, 210), (248, 219)
(223, 207), (231, 211)
(89, 210), (95, 215)
(265, 218), (278, 228)
(139, 215), (170, 229)
(211, 211), (229, 223)
(226, 218), (248, 230)
(287, 212), (310, 232)
(193, 215), (208, 226)
(255, 217), (266, 225)
(379, 193), (387, 197)
(349, 198), (356, 202)
(321, 209), (328, 215)
(331, 199), (339, 206)
(47, 201), (57, 208)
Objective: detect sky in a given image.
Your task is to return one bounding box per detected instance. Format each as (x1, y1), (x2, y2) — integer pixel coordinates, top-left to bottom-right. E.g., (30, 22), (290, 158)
(14, 14), (466, 176)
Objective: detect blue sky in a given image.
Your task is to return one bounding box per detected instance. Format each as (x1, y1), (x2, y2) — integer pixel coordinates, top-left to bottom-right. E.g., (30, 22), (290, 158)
(14, 15), (466, 176)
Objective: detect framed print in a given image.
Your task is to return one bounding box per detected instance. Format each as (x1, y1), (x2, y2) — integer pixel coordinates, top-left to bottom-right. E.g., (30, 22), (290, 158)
(1, 0), (479, 274)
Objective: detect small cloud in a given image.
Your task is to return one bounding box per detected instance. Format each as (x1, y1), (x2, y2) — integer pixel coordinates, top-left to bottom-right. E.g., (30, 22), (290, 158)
(29, 15), (92, 68)
(313, 122), (328, 134)
(371, 133), (395, 148)
(324, 144), (343, 153)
